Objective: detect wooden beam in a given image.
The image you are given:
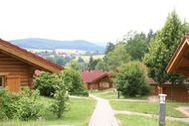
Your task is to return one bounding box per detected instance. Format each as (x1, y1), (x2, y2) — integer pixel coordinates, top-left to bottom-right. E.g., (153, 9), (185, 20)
(167, 39), (189, 73)
(0, 43), (61, 73)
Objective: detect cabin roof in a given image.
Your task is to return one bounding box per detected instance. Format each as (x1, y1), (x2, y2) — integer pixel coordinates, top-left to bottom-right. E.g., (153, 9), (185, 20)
(81, 70), (111, 83)
(166, 34), (189, 76)
(0, 39), (63, 73)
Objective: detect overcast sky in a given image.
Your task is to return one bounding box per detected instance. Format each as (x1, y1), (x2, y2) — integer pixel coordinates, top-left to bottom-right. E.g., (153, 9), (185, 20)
(0, 0), (189, 44)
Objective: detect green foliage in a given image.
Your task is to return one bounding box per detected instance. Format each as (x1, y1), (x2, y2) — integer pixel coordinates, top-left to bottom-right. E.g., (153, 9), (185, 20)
(105, 42), (115, 54)
(77, 57), (85, 63)
(0, 88), (42, 121)
(0, 89), (16, 120)
(88, 56), (100, 70)
(125, 32), (148, 61)
(13, 88), (42, 121)
(59, 67), (88, 96)
(146, 29), (157, 46)
(95, 59), (109, 71)
(116, 61), (150, 97)
(46, 56), (74, 66)
(106, 43), (131, 71)
(144, 10), (189, 85)
(34, 72), (57, 97)
(51, 79), (69, 118)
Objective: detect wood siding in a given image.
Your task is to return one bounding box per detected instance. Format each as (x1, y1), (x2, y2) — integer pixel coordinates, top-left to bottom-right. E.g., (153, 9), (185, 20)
(151, 84), (189, 102)
(86, 76), (112, 90)
(0, 51), (34, 88)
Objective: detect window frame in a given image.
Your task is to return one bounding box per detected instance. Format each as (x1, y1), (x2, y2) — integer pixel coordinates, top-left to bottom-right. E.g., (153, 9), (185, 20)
(0, 76), (5, 87)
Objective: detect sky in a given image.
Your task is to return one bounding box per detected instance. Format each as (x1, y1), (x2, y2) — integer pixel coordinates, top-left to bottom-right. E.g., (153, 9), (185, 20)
(0, 0), (189, 44)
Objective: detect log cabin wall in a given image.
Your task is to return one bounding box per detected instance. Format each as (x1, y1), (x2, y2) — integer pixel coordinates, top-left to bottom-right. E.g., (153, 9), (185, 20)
(150, 84), (189, 102)
(0, 51), (34, 88)
(86, 76), (113, 90)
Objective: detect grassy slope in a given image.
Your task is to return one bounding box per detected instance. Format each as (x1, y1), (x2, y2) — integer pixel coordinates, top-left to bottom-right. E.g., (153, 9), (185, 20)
(111, 100), (189, 118)
(116, 114), (189, 126)
(0, 97), (96, 126)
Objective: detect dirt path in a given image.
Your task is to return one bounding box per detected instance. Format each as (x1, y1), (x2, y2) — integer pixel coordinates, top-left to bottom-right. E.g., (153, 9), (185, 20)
(89, 95), (119, 126)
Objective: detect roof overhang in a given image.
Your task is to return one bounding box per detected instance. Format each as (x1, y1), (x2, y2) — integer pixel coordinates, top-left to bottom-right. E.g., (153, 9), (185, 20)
(0, 39), (63, 73)
(166, 35), (189, 77)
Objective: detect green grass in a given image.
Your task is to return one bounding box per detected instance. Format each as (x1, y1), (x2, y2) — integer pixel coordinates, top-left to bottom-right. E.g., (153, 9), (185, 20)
(91, 88), (147, 100)
(0, 96), (96, 126)
(116, 114), (189, 126)
(111, 100), (189, 118)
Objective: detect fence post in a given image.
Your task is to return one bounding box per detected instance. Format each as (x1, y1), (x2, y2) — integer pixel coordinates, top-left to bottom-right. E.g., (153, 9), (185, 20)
(159, 94), (167, 126)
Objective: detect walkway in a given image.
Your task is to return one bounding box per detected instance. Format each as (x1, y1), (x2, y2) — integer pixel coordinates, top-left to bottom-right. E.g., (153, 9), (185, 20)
(115, 110), (189, 123)
(89, 95), (119, 126)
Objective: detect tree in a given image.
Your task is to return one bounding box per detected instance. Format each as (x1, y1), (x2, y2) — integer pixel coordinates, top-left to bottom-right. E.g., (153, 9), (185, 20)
(77, 57), (85, 63)
(34, 72), (57, 97)
(146, 29), (157, 46)
(59, 67), (88, 96)
(115, 61), (150, 97)
(95, 60), (109, 71)
(125, 32), (148, 61)
(106, 43), (130, 71)
(144, 11), (189, 92)
(88, 56), (100, 70)
(51, 78), (69, 118)
(105, 42), (115, 54)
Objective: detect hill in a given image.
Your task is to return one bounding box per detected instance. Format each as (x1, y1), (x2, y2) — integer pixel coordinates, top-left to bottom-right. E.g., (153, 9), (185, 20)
(11, 38), (105, 52)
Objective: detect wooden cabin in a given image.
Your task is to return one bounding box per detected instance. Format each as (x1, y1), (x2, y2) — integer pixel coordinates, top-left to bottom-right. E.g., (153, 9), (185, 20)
(0, 39), (63, 92)
(81, 70), (113, 90)
(165, 34), (189, 102)
(148, 78), (189, 102)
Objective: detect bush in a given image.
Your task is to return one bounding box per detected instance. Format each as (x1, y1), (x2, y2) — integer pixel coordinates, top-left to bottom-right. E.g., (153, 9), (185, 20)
(59, 68), (89, 96)
(116, 61), (150, 97)
(0, 88), (42, 121)
(34, 72), (57, 97)
(51, 79), (69, 118)
(0, 89), (16, 120)
(13, 88), (42, 121)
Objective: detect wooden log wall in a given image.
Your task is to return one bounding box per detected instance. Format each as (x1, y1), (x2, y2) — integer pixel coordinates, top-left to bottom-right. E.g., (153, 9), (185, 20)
(0, 51), (34, 87)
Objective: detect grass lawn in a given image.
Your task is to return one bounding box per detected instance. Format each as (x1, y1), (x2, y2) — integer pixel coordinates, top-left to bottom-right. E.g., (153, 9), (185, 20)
(91, 88), (147, 100)
(0, 96), (96, 126)
(111, 100), (189, 118)
(116, 114), (189, 126)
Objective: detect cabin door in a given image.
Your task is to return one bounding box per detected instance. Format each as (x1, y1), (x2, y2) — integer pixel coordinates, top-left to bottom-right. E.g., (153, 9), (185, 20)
(6, 76), (20, 92)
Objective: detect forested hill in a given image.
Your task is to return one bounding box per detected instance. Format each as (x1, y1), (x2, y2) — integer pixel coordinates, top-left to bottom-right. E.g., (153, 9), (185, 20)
(11, 38), (105, 52)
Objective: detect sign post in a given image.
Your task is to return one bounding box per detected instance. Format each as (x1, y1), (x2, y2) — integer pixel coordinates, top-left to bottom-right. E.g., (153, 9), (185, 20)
(159, 94), (167, 126)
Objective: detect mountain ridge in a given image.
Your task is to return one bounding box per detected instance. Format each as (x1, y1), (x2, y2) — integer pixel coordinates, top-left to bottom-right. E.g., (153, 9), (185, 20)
(11, 38), (105, 52)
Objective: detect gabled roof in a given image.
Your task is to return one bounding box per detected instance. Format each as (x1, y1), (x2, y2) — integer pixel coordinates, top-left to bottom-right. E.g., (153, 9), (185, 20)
(166, 34), (189, 76)
(0, 39), (63, 73)
(81, 70), (111, 83)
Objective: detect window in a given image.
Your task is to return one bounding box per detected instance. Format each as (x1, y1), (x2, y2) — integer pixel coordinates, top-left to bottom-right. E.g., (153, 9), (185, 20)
(0, 76), (4, 87)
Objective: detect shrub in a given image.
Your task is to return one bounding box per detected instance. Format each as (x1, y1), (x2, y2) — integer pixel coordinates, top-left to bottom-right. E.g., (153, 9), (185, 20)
(13, 88), (42, 121)
(0, 88), (42, 121)
(34, 72), (57, 97)
(0, 89), (16, 120)
(116, 61), (150, 97)
(59, 68), (88, 96)
(51, 78), (69, 118)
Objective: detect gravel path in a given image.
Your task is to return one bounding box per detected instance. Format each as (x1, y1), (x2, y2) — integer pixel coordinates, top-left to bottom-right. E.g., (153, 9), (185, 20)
(89, 95), (119, 126)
